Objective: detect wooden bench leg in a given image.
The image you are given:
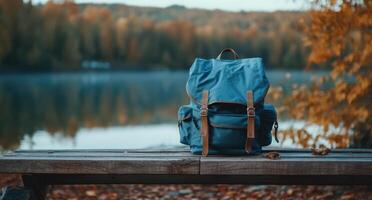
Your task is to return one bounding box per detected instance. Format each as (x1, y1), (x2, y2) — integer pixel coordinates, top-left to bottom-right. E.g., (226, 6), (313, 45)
(22, 175), (48, 200)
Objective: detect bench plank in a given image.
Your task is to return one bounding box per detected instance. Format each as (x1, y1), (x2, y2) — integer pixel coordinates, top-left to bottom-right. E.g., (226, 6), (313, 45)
(4, 151), (372, 158)
(9, 147), (372, 153)
(0, 148), (371, 185)
(3, 152), (197, 158)
(1, 148), (371, 200)
(262, 147), (372, 153)
(20, 174), (372, 185)
(200, 157), (372, 175)
(0, 156), (199, 174)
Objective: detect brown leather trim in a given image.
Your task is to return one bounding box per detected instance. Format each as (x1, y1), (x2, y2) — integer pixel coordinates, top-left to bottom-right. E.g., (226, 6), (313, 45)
(201, 90), (209, 156)
(216, 48), (240, 60)
(245, 90), (255, 154)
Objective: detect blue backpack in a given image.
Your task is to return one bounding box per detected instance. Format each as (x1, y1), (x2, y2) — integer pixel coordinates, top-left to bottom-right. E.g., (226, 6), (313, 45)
(178, 48), (278, 156)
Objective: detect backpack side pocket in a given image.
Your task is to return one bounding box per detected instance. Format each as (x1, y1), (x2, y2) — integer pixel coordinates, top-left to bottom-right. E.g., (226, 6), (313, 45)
(257, 104), (277, 146)
(178, 105), (193, 145)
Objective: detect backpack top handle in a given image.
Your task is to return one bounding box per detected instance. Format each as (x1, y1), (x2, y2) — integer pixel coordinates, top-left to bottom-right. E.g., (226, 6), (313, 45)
(216, 48), (240, 60)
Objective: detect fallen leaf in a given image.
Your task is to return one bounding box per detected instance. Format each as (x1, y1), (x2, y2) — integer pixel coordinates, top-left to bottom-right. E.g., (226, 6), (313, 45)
(340, 194), (354, 200)
(85, 190), (96, 196)
(311, 145), (331, 155)
(263, 151), (280, 160)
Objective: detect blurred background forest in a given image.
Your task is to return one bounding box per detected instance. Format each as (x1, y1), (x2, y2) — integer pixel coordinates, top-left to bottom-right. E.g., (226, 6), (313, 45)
(0, 0), (307, 71)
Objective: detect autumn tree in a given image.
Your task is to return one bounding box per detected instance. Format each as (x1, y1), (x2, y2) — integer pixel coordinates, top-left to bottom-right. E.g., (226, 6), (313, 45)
(42, 1), (81, 69)
(0, 0), (46, 69)
(0, 1), (309, 71)
(286, 0), (372, 147)
(0, 0), (22, 64)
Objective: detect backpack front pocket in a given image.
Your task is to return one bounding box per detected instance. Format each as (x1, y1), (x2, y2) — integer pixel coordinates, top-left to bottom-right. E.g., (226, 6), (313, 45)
(208, 113), (260, 149)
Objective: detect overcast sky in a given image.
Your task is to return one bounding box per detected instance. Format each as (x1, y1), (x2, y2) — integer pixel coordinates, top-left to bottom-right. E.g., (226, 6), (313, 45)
(31, 0), (309, 12)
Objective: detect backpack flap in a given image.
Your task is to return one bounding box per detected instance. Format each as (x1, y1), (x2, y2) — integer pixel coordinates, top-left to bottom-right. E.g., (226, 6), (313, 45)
(186, 57), (270, 106)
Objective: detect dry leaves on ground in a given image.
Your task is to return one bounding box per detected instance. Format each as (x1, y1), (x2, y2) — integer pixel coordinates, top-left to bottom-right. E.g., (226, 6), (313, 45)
(263, 151), (280, 160)
(312, 145), (331, 156)
(1, 174), (372, 200)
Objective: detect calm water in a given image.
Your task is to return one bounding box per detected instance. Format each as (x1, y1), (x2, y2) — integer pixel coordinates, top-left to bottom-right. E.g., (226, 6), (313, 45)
(0, 70), (325, 151)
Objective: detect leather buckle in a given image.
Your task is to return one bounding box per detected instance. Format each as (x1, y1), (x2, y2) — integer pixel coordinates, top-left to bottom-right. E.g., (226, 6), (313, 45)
(247, 107), (255, 118)
(201, 108), (208, 117)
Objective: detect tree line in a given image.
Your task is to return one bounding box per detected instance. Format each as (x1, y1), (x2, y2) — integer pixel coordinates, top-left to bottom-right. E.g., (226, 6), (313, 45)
(0, 0), (308, 71)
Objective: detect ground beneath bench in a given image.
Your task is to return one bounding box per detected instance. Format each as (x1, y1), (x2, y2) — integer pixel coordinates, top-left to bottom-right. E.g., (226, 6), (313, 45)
(1, 174), (371, 200)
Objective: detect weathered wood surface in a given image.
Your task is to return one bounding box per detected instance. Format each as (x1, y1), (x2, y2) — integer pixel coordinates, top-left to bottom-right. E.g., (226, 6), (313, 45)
(0, 149), (199, 174)
(200, 157), (372, 175)
(1, 148), (372, 187)
(0, 148), (371, 177)
(18, 174), (372, 185)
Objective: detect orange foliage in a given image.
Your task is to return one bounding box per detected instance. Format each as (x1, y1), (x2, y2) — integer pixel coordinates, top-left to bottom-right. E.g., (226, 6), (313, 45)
(285, 0), (372, 148)
(0, 0), (308, 70)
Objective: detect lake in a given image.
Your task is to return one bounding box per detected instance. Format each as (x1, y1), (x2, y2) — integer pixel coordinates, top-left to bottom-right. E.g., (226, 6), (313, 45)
(0, 71), (326, 151)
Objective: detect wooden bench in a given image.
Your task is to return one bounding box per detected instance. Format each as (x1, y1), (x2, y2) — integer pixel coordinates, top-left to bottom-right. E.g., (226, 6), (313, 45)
(0, 148), (371, 200)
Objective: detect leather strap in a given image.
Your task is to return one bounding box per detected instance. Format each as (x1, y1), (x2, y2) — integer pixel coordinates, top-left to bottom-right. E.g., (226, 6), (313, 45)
(201, 90), (209, 156)
(245, 90), (255, 154)
(216, 48), (239, 60)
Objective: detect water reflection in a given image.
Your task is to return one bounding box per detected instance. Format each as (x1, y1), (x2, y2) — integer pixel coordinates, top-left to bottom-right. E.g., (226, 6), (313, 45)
(20, 124), (181, 150)
(0, 71), (187, 150)
(0, 71), (325, 150)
